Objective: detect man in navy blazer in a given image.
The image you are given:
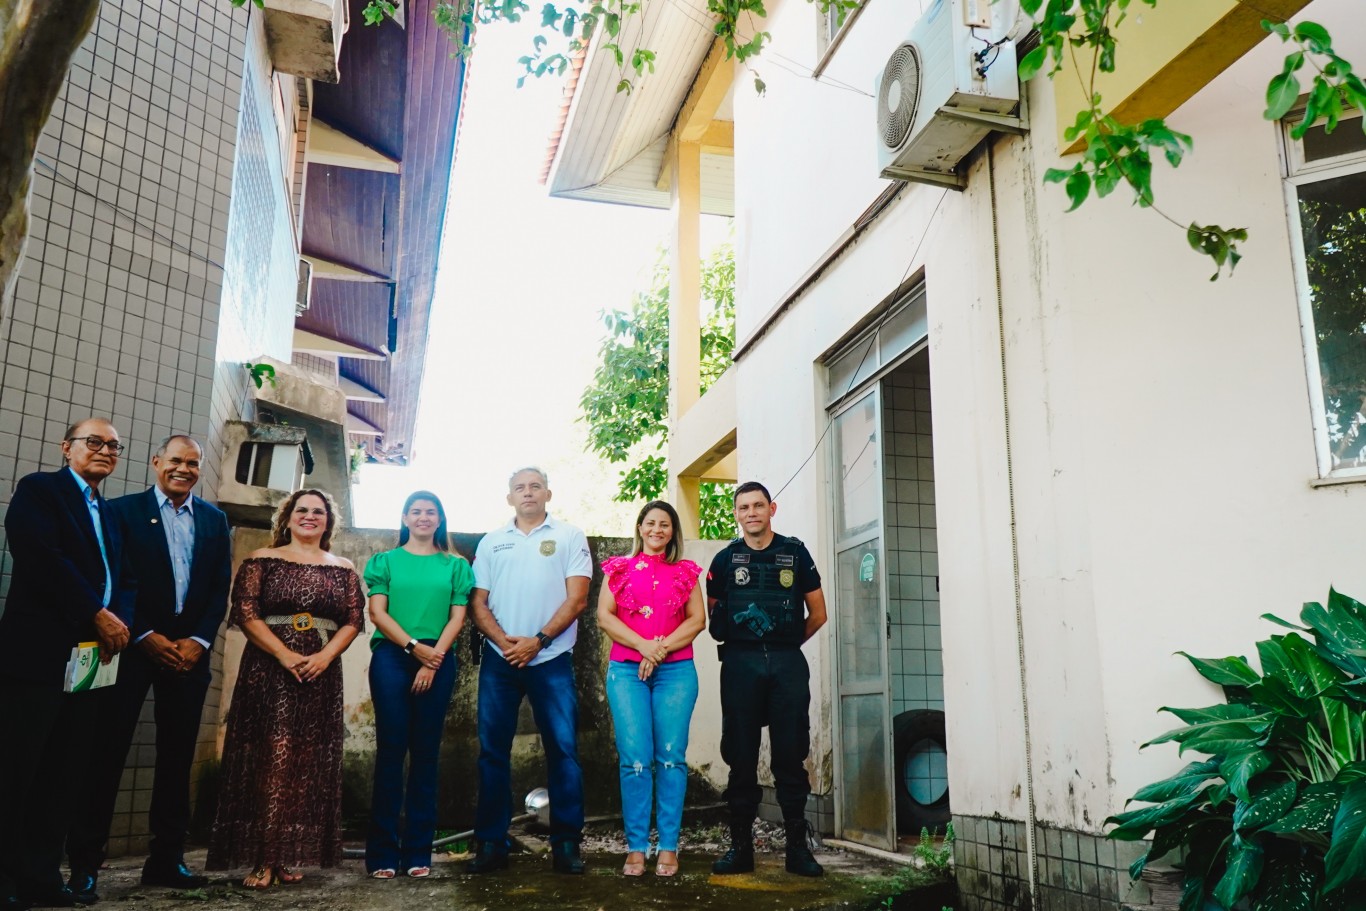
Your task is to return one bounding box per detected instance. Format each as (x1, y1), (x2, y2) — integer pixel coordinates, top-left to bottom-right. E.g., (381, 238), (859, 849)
(66, 436), (231, 902)
(0, 418), (134, 911)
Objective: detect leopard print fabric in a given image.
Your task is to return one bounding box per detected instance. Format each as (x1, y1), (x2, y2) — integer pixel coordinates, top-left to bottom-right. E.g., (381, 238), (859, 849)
(206, 557), (366, 871)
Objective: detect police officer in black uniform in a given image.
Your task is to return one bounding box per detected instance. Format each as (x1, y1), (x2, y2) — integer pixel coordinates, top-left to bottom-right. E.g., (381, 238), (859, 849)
(707, 481), (828, 877)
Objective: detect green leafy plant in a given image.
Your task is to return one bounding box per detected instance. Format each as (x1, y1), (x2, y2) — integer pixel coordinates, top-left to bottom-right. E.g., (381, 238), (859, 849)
(580, 242), (736, 538)
(243, 362), (276, 389)
(1023, 0), (1366, 279)
(913, 823), (955, 876)
(1109, 589), (1366, 908)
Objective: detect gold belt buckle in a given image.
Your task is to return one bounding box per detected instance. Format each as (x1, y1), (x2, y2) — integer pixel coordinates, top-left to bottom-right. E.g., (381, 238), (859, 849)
(291, 612), (314, 632)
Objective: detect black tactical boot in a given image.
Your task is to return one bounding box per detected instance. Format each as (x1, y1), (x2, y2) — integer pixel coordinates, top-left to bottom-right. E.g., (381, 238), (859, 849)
(711, 818), (755, 874)
(784, 819), (824, 877)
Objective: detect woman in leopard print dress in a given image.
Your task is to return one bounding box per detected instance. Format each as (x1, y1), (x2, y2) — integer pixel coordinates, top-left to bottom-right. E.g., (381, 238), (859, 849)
(206, 489), (365, 887)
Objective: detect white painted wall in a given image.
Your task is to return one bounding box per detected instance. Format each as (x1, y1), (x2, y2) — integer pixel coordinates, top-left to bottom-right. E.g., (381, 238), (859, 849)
(730, 0), (1366, 838)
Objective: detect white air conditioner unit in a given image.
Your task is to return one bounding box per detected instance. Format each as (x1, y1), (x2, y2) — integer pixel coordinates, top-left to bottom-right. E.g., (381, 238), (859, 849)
(875, 0), (1024, 188)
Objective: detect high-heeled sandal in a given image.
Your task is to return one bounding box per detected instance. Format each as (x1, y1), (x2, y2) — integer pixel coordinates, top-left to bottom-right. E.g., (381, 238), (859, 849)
(622, 852), (646, 876)
(243, 867), (277, 889)
(655, 851), (679, 877)
(278, 867), (303, 884)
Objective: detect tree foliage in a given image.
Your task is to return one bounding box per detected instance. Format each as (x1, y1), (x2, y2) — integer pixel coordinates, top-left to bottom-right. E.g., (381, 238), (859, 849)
(580, 242), (736, 539)
(1025, 0), (1366, 279)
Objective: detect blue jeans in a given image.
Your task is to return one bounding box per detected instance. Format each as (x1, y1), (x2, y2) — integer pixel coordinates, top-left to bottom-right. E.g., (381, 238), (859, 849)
(605, 659), (699, 852)
(366, 640), (458, 872)
(474, 645), (584, 848)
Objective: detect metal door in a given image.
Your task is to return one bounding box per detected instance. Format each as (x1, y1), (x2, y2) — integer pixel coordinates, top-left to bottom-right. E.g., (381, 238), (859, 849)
(830, 389), (896, 849)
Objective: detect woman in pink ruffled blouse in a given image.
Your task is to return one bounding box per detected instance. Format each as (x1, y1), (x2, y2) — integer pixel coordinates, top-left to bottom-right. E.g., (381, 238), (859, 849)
(597, 500), (706, 878)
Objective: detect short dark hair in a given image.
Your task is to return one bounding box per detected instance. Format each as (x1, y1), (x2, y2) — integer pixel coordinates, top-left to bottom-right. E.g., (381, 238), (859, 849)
(631, 500), (684, 564)
(733, 481), (772, 505)
(398, 490), (451, 553)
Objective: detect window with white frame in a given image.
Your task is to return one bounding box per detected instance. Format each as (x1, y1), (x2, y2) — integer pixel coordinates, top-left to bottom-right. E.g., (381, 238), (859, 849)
(818, 0), (862, 58)
(1285, 110), (1366, 477)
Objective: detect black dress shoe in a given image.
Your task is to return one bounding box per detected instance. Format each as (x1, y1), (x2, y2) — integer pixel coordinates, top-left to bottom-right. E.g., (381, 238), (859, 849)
(65, 872), (97, 907)
(16, 885), (75, 909)
(465, 842), (509, 875)
(551, 841), (585, 875)
(140, 861), (206, 889)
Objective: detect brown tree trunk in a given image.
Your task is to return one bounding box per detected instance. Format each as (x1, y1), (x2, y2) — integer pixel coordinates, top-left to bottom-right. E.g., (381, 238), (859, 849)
(0, 0), (100, 307)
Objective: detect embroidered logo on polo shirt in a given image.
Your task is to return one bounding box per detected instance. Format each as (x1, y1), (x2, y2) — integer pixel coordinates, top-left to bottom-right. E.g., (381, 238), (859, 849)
(491, 542), (516, 554)
(540, 540), (557, 556)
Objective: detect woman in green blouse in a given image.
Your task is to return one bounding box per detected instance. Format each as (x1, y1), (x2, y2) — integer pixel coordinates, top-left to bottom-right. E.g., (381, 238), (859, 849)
(363, 491), (473, 879)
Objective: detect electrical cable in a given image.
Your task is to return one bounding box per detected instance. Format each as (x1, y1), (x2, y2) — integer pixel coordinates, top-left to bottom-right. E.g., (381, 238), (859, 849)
(986, 139), (1039, 907)
(769, 186), (949, 503)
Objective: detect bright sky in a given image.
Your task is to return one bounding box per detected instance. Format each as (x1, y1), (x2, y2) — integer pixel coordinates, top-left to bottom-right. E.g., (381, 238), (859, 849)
(351, 19), (726, 535)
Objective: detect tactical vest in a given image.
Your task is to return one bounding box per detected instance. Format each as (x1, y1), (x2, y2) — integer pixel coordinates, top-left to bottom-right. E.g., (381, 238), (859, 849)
(715, 536), (807, 646)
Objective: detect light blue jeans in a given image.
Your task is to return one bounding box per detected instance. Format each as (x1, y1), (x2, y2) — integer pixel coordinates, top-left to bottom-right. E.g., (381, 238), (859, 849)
(605, 659), (699, 853)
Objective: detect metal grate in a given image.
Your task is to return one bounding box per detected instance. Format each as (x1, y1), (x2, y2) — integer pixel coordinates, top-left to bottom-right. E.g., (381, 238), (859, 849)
(878, 43), (922, 149)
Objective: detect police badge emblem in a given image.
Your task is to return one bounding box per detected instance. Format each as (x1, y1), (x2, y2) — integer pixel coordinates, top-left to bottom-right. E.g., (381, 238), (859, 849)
(734, 567), (750, 585)
(779, 568), (795, 588)
(539, 540), (557, 556)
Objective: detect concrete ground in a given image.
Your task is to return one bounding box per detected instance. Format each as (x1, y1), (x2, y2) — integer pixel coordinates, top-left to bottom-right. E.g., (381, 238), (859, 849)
(80, 842), (951, 911)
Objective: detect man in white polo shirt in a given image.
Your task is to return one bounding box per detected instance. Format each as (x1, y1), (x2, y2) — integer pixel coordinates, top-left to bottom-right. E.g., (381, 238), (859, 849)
(467, 467), (594, 875)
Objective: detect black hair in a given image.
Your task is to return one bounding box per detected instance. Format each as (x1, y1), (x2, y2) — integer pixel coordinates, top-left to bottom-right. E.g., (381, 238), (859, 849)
(733, 481), (772, 505)
(398, 490), (450, 552)
(631, 500), (684, 564)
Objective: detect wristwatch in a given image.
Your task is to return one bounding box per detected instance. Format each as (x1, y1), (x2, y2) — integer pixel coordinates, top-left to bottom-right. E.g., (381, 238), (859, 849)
(403, 639), (418, 655)
(535, 631), (554, 649)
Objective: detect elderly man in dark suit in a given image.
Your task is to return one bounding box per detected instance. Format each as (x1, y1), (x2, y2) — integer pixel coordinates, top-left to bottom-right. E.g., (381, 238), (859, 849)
(66, 436), (231, 903)
(0, 418), (133, 911)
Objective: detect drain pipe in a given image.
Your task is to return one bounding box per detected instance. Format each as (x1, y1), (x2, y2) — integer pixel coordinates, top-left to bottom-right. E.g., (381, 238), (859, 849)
(985, 140), (1039, 905)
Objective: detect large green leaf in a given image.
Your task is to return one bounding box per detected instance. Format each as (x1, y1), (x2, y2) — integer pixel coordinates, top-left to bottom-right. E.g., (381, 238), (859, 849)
(1262, 613), (1310, 632)
(1146, 720), (1274, 756)
(1246, 675), (1311, 717)
(1320, 886), (1366, 911)
(1323, 779), (1366, 891)
(1222, 749), (1273, 802)
(1164, 703), (1268, 725)
(1260, 781), (1342, 835)
(1179, 875), (1206, 911)
(1132, 758), (1222, 803)
(1234, 779), (1298, 832)
(1335, 762), (1366, 784)
(1178, 652), (1261, 686)
(1250, 854), (1317, 911)
(1328, 588), (1366, 625)
(1301, 600), (1366, 667)
(1212, 836), (1265, 908)
(1280, 633), (1345, 696)
(1107, 796), (1205, 840)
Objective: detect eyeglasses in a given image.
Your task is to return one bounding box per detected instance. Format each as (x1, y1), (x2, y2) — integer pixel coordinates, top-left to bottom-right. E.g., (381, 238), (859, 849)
(68, 436), (126, 455)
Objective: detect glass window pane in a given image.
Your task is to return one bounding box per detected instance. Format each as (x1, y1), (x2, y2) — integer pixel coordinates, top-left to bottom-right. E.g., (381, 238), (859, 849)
(828, 334), (878, 404)
(1302, 114), (1366, 164)
(837, 541), (885, 687)
(1297, 171), (1366, 469)
(834, 395), (880, 538)
(839, 693), (890, 843)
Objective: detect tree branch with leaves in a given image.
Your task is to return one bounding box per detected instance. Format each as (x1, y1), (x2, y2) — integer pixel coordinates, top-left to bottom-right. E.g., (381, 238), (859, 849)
(581, 241), (737, 538)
